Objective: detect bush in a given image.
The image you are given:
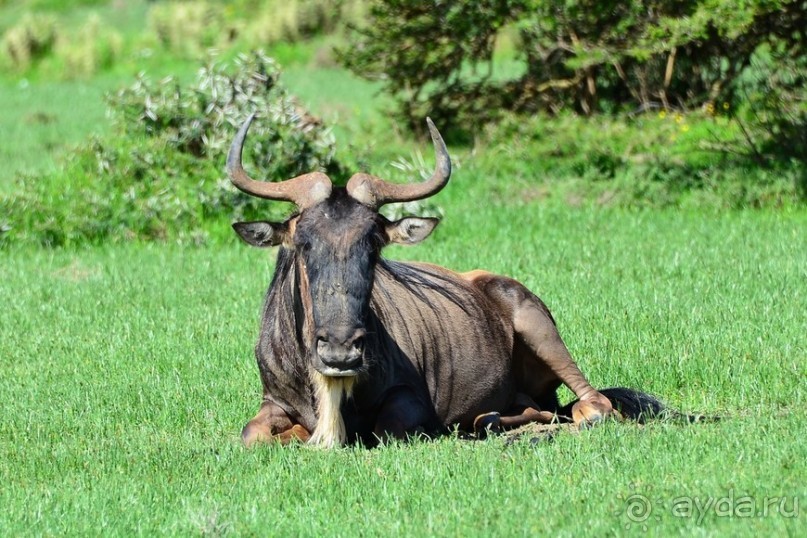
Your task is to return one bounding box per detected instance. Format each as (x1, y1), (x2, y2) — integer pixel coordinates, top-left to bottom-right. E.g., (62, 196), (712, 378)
(147, 1), (229, 58)
(0, 52), (342, 247)
(144, 0), (366, 58)
(339, 1), (513, 137)
(0, 1), (368, 77)
(470, 111), (805, 209)
(727, 41), (807, 165)
(1, 13), (57, 71)
(340, 0), (807, 153)
(239, 0), (364, 45)
(59, 14), (124, 77)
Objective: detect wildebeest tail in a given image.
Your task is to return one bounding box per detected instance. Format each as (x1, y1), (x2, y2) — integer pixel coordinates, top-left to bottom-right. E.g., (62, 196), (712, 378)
(559, 387), (713, 424)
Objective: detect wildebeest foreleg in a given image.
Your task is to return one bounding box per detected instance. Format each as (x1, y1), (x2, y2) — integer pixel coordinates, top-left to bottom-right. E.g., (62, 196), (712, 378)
(242, 400), (310, 447)
(373, 386), (432, 442)
(474, 393), (558, 436)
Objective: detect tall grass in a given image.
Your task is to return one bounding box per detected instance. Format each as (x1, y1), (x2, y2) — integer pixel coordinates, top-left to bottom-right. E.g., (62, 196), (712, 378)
(2, 3), (804, 536)
(1, 206), (804, 535)
(0, 76), (117, 186)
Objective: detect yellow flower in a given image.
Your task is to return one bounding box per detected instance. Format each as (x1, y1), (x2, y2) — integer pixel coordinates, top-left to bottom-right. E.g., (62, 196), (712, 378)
(681, 124), (690, 132)
(675, 113), (684, 124)
(722, 102), (730, 110)
(658, 110), (667, 119)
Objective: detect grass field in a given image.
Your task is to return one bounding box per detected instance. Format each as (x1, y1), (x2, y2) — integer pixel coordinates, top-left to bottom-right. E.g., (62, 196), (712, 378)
(2, 204), (805, 535)
(2, 2), (805, 535)
(0, 76), (116, 185)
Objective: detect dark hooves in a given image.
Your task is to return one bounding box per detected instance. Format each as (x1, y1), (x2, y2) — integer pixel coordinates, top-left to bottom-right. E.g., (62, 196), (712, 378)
(473, 412), (502, 439)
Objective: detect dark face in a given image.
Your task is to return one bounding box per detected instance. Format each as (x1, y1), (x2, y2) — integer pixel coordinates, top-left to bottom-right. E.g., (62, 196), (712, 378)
(293, 193), (381, 376)
(233, 189), (440, 378)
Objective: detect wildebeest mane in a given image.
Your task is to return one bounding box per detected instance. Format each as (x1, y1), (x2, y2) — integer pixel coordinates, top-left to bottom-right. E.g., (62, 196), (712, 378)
(375, 259), (477, 317)
(262, 247), (311, 380)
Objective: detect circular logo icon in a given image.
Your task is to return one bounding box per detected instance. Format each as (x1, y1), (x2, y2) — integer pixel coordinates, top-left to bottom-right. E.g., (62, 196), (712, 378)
(624, 493), (652, 523)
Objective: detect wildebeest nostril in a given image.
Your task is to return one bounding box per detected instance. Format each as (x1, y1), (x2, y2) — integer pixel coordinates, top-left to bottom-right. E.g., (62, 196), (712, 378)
(348, 328), (367, 350)
(315, 329), (329, 343)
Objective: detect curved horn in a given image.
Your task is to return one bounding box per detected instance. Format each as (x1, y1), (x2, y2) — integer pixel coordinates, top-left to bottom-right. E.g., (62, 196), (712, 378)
(346, 117), (451, 209)
(227, 113), (332, 209)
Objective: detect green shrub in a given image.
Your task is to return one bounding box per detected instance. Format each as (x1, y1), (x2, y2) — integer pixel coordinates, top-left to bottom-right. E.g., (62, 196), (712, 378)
(240, 0), (358, 45)
(26, 0), (107, 9)
(144, 0), (365, 58)
(1, 13), (57, 71)
(471, 111), (804, 209)
(1, 10), (122, 78)
(340, 0), (806, 146)
(147, 1), (228, 58)
(58, 14), (124, 77)
(0, 1), (367, 77)
(727, 41), (807, 165)
(0, 52), (342, 247)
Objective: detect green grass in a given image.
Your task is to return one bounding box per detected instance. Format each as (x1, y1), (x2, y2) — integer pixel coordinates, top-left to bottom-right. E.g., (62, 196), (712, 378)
(0, 76), (116, 186)
(2, 206), (805, 535)
(1, 3), (805, 534)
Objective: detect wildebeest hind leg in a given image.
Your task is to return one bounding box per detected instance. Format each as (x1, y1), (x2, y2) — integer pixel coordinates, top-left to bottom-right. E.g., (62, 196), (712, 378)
(512, 299), (613, 424)
(468, 272), (614, 426)
(242, 400), (311, 447)
(474, 393), (559, 436)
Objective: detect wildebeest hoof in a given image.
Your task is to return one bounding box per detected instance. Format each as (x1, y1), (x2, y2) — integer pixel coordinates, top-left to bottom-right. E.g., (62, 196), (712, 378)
(277, 424), (311, 444)
(242, 422), (272, 447)
(473, 412), (502, 438)
(571, 395), (614, 427)
(242, 423), (310, 447)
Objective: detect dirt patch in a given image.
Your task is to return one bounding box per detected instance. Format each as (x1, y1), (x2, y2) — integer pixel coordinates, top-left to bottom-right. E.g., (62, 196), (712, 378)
(52, 259), (99, 282)
(503, 422), (579, 444)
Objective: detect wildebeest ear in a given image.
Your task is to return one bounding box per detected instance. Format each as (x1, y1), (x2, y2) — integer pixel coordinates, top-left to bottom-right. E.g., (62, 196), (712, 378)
(232, 221), (288, 247)
(385, 217), (440, 245)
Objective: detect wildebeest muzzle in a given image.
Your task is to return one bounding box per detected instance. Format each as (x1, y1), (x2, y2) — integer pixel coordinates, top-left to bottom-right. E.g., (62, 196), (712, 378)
(314, 326), (366, 376)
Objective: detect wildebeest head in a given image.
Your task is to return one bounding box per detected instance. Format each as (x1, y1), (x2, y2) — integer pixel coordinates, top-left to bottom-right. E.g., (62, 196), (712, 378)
(228, 114), (451, 378)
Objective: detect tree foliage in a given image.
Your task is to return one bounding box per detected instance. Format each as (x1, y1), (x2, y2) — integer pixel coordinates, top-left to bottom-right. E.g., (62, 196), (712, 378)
(340, 0), (806, 158)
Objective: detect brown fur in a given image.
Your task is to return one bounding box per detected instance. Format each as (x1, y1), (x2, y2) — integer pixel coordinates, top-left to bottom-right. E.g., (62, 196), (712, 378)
(237, 210), (614, 447)
(229, 118), (628, 448)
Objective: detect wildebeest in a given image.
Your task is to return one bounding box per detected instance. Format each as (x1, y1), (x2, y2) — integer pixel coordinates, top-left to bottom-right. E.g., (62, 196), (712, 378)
(229, 114), (664, 448)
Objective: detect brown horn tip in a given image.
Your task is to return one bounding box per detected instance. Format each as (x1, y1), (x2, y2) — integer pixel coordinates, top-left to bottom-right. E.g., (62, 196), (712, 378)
(226, 113), (332, 208)
(346, 117), (451, 209)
